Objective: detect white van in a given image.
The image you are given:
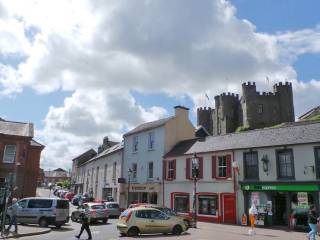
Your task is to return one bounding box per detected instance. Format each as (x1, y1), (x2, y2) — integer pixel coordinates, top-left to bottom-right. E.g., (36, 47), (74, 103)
(7, 197), (69, 227)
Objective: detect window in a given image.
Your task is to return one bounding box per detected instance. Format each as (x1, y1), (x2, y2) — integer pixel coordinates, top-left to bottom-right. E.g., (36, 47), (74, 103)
(133, 136), (138, 152)
(112, 162), (117, 180)
(3, 144), (16, 163)
(148, 162), (153, 179)
(244, 151), (259, 180)
(104, 164), (108, 182)
(91, 168), (94, 184)
(167, 160), (174, 179)
(148, 132), (155, 150)
(17, 200), (27, 208)
(218, 156), (227, 178)
(198, 195), (218, 216)
(277, 149), (294, 179)
(132, 163), (137, 179)
(315, 147), (320, 179)
(174, 194), (189, 213)
(96, 167), (99, 183)
(28, 199), (53, 208)
(57, 200), (69, 209)
(258, 104), (263, 114)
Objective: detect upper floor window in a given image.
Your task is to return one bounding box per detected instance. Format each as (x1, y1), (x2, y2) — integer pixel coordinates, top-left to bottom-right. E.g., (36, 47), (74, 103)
(104, 164), (108, 182)
(96, 167), (99, 183)
(244, 151), (259, 180)
(132, 163), (137, 179)
(276, 149), (294, 179)
(315, 147), (320, 179)
(133, 136), (139, 152)
(112, 162), (117, 180)
(3, 144), (16, 163)
(218, 156), (227, 178)
(148, 132), (155, 150)
(168, 160), (175, 179)
(148, 162), (153, 179)
(258, 104), (263, 114)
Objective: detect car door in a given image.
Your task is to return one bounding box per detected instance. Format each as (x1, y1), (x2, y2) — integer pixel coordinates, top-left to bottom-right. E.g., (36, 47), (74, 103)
(16, 199), (28, 223)
(147, 209), (170, 234)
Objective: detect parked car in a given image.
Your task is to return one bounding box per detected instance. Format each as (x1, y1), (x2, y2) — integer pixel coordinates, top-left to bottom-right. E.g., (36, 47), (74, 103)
(104, 202), (121, 218)
(64, 192), (75, 201)
(7, 197), (69, 227)
(60, 191), (68, 199)
(117, 207), (188, 237)
(71, 203), (108, 223)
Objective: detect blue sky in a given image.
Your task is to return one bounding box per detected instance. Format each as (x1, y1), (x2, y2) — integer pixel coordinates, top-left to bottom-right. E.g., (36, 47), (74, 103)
(0, 0), (319, 169)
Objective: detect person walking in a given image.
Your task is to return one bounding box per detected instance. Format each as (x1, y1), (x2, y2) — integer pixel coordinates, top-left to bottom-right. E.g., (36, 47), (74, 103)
(6, 198), (18, 234)
(307, 205), (318, 240)
(75, 205), (92, 240)
(248, 204), (258, 236)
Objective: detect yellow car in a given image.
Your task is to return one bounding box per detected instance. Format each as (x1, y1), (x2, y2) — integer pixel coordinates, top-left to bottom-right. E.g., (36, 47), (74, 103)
(117, 207), (188, 237)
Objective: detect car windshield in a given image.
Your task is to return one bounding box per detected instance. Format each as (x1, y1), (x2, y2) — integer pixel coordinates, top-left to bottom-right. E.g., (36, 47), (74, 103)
(91, 205), (105, 210)
(157, 207), (177, 216)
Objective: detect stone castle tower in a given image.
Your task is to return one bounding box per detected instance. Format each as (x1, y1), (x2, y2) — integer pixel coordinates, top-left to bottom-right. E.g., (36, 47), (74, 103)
(197, 81), (295, 135)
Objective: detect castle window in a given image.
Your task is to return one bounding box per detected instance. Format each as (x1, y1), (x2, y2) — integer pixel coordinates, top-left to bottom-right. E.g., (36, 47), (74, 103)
(258, 104), (263, 114)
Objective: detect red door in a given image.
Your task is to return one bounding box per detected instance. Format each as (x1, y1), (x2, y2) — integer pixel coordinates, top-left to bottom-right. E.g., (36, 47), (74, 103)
(223, 194), (236, 224)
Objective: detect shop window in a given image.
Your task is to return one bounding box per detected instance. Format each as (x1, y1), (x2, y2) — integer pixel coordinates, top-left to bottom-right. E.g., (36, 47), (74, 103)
(198, 195), (218, 216)
(276, 149), (295, 179)
(315, 147), (320, 179)
(247, 192), (269, 226)
(218, 156), (227, 178)
(244, 151), (259, 180)
(174, 194), (189, 213)
(3, 144), (16, 163)
(291, 192), (315, 227)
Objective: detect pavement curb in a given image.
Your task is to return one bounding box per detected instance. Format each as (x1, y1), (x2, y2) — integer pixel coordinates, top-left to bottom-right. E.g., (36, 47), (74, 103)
(0, 228), (51, 239)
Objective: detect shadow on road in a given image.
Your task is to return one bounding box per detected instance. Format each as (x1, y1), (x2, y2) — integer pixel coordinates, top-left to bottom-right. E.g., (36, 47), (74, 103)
(119, 232), (191, 238)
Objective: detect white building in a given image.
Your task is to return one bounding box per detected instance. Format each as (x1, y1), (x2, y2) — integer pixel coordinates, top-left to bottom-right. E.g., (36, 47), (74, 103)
(122, 106), (195, 206)
(80, 142), (124, 207)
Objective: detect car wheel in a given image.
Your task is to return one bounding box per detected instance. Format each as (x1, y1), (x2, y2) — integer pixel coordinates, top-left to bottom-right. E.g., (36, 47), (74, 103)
(184, 220), (190, 230)
(102, 218), (108, 224)
(39, 217), (48, 227)
(172, 225), (182, 235)
(55, 224), (62, 228)
(71, 213), (76, 222)
(127, 227), (139, 237)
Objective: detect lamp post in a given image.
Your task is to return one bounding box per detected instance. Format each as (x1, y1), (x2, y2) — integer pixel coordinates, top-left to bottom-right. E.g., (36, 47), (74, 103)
(191, 153), (199, 228)
(127, 168), (132, 208)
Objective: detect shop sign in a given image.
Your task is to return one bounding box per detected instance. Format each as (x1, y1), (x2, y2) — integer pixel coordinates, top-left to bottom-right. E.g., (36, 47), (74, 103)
(241, 184), (320, 192)
(297, 192), (308, 208)
(130, 184), (160, 193)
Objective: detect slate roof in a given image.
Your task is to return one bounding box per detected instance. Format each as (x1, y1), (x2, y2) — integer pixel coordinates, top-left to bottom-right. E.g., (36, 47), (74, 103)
(72, 149), (97, 164)
(123, 117), (173, 137)
(30, 139), (45, 148)
(0, 119), (34, 137)
(54, 168), (67, 172)
(165, 122), (320, 157)
(299, 106), (320, 120)
(83, 142), (124, 165)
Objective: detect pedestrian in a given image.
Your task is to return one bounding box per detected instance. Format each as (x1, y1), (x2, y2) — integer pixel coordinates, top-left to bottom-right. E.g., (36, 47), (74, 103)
(307, 205), (318, 240)
(248, 204), (258, 236)
(75, 205), (92, 240)
(6, 198), (18, 234)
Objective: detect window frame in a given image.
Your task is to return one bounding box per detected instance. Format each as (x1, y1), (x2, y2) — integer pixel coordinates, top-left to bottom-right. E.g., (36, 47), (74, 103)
(103, 164), (108, 182)
(112, 162), (117, 180)
(258, 104), (263, 114)
(133, 136), (139, 153)
(197, 194), (218, 217)
(148, 162), (154, 179)
(217, 156), (227, 178)
(314, 147), (320, 179)
(173, 193), (190, 214)
(148, 132), (155, 150)
(243, 151), (259, 180)
(167, 160), (174, 180)
(276, 148), (295, 179)
(132, 163), (137, 179)
(3, 144), (16, 163)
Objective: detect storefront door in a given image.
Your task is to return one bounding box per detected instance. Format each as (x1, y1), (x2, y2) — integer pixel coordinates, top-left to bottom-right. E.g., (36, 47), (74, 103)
(223, 194), (236, 224)
(273, 192), (287, 225)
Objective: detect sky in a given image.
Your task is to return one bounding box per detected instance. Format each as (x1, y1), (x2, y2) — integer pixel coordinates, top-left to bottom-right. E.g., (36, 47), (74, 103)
(0, 0), (319, 170)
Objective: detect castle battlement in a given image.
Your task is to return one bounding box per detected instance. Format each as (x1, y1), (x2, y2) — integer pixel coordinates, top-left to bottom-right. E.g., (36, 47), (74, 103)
(218, 92), (239, 99)
(242, 81), (256, 86)
(197, 107), (213, 111)
(274, 81), (292, 87)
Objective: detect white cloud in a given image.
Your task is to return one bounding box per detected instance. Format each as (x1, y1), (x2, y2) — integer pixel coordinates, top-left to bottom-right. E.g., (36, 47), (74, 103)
(0, 0), (319, 169)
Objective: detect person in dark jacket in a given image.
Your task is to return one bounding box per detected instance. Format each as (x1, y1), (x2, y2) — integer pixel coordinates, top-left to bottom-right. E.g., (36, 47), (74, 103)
(307, 205), (318, 240)
(75, 205), (92, 240)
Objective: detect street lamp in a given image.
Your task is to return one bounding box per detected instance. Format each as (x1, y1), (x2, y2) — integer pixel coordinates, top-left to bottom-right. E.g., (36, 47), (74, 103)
(191, 153), (199, 228)
(127, 168), (132, 208)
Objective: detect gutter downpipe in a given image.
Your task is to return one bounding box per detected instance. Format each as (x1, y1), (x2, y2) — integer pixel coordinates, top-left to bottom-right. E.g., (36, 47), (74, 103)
(232, 150), (238, 225)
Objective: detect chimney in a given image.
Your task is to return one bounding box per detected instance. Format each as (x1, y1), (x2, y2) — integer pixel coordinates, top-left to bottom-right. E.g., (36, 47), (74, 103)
(174, 106), (189, 119)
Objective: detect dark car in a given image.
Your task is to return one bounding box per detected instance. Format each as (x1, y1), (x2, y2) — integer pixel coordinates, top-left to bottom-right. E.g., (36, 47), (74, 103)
(71, 203), (108, 223)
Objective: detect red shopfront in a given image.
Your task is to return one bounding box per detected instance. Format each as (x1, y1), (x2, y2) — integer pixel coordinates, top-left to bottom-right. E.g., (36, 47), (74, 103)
(170, 192), (236, 224)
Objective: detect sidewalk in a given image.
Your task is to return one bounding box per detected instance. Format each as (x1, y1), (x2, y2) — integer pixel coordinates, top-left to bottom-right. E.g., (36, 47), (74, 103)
(190, 222), (308, 239)
(0, 225), (51, 239)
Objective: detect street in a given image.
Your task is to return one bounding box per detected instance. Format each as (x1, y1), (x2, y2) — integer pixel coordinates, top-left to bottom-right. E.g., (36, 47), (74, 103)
(17, 188), (309, 240)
